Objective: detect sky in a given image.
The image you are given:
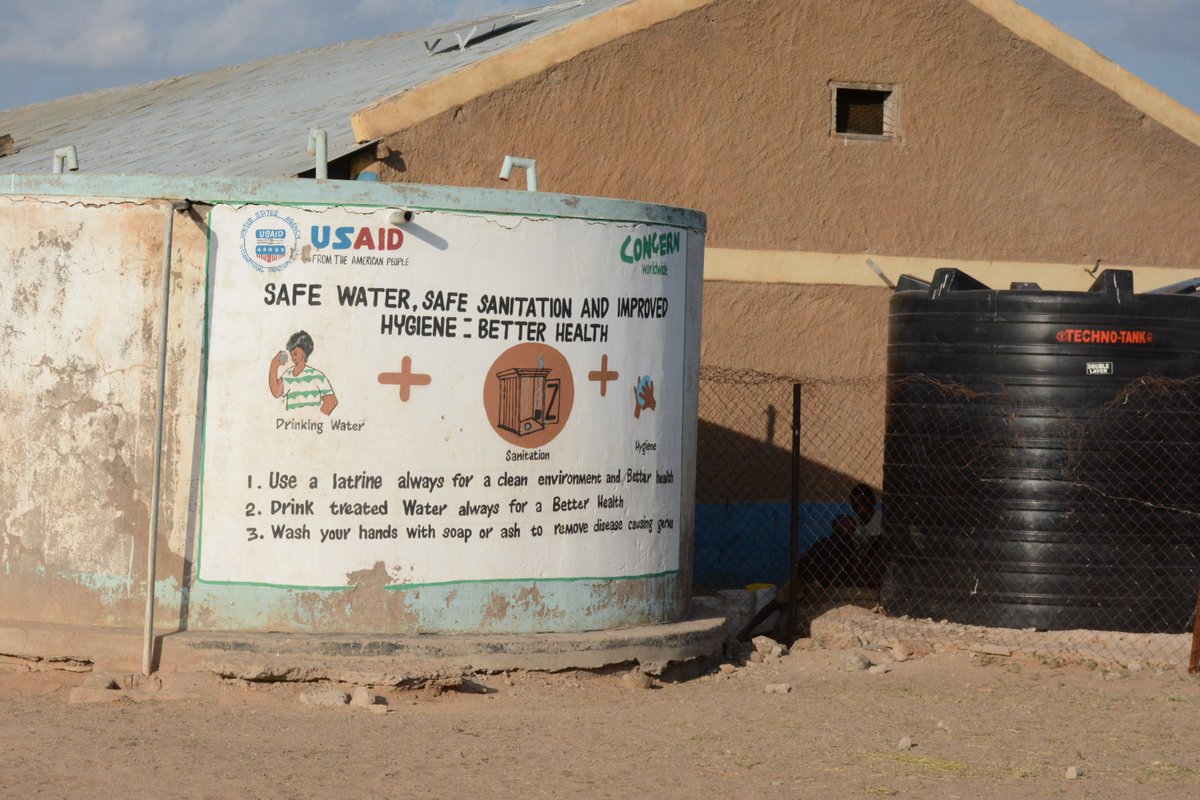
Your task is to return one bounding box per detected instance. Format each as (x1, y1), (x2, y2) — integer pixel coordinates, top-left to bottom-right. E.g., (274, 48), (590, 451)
(0, 0), (1197, 113)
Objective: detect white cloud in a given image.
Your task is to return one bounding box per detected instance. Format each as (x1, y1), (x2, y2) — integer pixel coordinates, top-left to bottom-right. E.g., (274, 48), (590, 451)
(0, 0), (154, 67)
(163, 0), (311, 67)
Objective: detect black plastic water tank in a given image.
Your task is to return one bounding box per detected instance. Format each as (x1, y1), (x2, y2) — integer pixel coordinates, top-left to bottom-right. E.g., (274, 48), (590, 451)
(882, 268), (1200, 632)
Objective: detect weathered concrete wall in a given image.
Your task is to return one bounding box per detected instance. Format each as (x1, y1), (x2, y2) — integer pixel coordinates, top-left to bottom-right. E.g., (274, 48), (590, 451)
(375, 0), (1200, 268)
(0, 196), (207, 627)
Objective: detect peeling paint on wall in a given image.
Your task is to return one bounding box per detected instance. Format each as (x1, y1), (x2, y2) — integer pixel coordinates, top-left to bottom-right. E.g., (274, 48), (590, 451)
(0, 196), (206, 626)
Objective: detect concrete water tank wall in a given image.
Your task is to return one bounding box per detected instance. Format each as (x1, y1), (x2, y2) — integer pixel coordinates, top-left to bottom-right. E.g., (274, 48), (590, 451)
(0, 175), (705, 635)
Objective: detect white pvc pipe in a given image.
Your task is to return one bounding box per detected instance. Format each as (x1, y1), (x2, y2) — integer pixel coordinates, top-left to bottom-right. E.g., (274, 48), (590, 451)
(51, 145), (79, 173)
(499, 155), (538, 191)
(307, 129), (328, 180)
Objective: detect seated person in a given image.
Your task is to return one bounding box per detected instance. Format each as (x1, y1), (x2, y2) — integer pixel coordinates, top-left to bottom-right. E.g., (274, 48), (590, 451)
(736, 483), (883, 641)
(809, 483), (883, 589)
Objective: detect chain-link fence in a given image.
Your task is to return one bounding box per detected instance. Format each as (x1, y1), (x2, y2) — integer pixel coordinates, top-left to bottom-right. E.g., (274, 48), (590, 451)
(694, 366), (884, 592)
(694, 366), (1200, 669)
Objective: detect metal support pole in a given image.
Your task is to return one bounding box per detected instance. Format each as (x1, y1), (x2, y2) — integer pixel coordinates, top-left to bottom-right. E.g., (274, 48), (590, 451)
(1189, 580), (1200, 674)
(787, 382), (802, 643)
(142, 201), (186, 676)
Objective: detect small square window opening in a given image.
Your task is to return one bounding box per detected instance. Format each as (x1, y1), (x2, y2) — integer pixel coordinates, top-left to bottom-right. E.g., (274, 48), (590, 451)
(831, 83), (899, 141)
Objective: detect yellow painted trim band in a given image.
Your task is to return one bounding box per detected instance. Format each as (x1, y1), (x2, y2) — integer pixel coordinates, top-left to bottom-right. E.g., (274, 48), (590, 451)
(705, 247), (1198, 292)
(968, 0), (1200, 148)
(352, 0), (715, 141)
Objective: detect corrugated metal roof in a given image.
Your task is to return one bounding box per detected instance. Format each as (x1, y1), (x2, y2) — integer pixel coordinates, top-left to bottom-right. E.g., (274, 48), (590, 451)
(0, 0), (631, 177)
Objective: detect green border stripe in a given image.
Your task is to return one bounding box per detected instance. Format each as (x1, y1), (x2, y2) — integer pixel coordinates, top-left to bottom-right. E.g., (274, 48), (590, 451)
(194, 569), (679, 592)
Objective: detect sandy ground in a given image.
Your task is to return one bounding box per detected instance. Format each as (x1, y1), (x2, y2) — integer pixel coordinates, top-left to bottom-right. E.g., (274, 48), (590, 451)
(3, 638), (1199, 800)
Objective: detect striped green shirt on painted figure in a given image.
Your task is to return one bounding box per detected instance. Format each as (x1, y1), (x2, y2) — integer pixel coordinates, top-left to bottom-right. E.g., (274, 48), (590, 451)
(283, 366), (334, 410)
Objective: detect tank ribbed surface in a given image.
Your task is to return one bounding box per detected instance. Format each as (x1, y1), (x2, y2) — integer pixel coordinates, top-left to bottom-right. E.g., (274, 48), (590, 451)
(882, 269), (1200, 632)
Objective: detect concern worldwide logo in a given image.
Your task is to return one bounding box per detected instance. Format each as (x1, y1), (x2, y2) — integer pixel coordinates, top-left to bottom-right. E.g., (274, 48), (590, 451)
(240, 209), (301, 273)
(620, 229), (680, 276)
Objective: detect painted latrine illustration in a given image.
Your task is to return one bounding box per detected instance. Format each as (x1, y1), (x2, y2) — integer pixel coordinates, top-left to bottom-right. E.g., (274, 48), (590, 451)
(496, 354), (561, 436)
(484, 343), (576, 449)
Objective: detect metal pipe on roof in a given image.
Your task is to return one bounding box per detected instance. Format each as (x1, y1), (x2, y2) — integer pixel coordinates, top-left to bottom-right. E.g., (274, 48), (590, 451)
(455, 26), (478, 50)
(307, 129), (328, 180)
(499, 155), (538, 192)
(51, 146), (79, 173)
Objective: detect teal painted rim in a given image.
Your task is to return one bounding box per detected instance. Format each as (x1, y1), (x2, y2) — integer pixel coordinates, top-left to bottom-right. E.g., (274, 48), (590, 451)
(1, 173), (706, 231)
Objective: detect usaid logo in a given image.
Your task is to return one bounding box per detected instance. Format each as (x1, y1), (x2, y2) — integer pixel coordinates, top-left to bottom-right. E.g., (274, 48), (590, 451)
(311, 225), (404, 251)
(240, 209), (301, 273)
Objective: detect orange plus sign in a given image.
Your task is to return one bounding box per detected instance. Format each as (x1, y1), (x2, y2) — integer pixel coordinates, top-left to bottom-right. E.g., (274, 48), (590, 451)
(378, 356), (432, 401)
(588, 354), (619, 397)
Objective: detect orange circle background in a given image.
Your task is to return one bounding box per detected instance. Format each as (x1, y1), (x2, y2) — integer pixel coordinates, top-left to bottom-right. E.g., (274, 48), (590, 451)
(482, 343), (575, 448)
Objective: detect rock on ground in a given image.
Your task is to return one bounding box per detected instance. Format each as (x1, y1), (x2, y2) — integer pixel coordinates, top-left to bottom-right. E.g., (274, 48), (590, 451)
(620, 671), (654, 690)
(843, 651), (871, 671)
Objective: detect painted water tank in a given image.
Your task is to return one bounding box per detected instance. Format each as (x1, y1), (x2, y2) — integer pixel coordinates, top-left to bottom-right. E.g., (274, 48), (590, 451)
(883, 268), (1200, 632)
(0, 175), (704, 635)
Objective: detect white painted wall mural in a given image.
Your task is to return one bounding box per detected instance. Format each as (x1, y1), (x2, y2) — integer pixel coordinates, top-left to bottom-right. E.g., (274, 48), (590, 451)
(199, 204), (688, 588)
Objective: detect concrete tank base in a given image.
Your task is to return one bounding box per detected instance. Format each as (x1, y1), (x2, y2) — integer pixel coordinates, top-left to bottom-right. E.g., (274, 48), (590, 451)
(0, 615), (726, 684)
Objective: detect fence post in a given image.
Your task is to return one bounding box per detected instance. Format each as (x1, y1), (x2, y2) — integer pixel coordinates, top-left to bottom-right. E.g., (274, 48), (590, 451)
(1189, 581), (1200, 674)
(787, 382), (802, 642)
